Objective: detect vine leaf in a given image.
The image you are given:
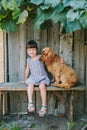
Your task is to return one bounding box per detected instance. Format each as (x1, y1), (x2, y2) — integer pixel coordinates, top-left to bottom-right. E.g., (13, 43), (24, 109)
(17, 10), (28, 24)
(1, 20), (17, 32)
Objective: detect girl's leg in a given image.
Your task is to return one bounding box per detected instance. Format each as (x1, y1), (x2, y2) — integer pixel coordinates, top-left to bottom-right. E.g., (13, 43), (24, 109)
(27, 83), (35, 112)
(39, 83), (47, 106)
(39, 83), (47, 116)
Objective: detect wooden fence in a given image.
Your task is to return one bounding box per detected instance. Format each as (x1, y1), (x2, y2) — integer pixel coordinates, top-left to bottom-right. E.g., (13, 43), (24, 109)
(0, 20), (87, 119)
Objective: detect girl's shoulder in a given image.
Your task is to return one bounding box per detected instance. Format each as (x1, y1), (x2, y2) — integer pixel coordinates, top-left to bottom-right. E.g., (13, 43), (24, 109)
(27, 57), (31, 63)
(37, 55), (41, 59)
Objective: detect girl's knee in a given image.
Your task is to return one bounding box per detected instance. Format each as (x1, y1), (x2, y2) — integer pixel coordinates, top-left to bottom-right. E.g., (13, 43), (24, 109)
(27, 83), (34, 89)
(28, 83), (34, 86)
(39, 83), (46, 90)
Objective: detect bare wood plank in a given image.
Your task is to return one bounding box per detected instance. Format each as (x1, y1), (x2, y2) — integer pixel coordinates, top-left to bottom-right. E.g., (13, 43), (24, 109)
(0, 92), (2, 121)
(0, 31), (4, 82)
(2, 92), (6, 115)
(35, 92), (41, 113)
(73, 91), (85, 120)
(10, 92), (27, 113)
(40, 29), (48, 50)
(8, 31), (19, 81)
(18, 24), (26, 81)
(0, 82), (86, 91)
(85, 31), (87, 113)
(8, 24), (27, 113)
(0, 92), (3, 121)
(47, 27), (53, 48)
(73, 30), (86, 119)
(47, 92), (56, 114)
(51, 23), (60, 55)
(34, 30), (41, 53)
(60, 33), (73, 66)
(85, 90), (87, 113)
(67, 91), (74, 122)
(85, 29), (87, 85)
(3, 32), (7, 82)
(26, 19), (34, 41)
(74, 30), (85, 83)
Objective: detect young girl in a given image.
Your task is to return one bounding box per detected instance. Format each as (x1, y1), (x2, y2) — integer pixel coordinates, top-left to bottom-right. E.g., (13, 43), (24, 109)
(24, 40), (50, 117)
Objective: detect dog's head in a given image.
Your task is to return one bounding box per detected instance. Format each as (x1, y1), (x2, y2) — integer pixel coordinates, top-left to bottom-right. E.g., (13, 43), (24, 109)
(40, 47), (56, 65)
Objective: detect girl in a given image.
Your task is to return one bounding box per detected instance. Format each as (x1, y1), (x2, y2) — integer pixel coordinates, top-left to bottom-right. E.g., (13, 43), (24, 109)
(25, 40), (50, 117)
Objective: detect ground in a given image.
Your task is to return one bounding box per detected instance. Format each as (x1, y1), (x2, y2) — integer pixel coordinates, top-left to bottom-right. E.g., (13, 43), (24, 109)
(0, 114), (87, 130)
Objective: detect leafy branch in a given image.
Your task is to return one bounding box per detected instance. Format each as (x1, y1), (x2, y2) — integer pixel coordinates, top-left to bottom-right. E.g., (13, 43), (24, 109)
(0, 0), (87, 33)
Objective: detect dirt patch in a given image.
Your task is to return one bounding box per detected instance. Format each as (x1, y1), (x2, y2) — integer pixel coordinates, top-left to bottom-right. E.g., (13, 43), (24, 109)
(0, 114), (87, 130)
(1, 114), (67, 130)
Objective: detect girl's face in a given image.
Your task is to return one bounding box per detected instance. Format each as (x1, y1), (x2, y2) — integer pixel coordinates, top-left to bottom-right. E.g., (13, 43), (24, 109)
(27, 48), (37, 58)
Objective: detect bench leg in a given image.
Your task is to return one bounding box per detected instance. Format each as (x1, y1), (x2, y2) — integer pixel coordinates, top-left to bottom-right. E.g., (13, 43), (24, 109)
(67, 91), (74, 122)
(0, 92), (3, 122)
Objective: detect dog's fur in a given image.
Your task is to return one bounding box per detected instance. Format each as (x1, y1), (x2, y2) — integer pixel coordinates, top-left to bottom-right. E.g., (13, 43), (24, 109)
(40, 47), (78, 88)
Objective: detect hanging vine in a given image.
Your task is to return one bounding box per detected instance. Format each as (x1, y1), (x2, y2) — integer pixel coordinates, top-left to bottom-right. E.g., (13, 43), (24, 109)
(0, 0), (87, 33)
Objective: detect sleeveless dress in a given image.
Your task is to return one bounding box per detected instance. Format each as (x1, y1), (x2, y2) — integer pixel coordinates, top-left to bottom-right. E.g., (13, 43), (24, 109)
(25, 55), (50, 86)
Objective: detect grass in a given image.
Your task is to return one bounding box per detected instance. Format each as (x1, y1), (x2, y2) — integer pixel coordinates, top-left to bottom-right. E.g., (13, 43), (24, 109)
(0, 122), (36, 130)
(66, 122), (76, 130)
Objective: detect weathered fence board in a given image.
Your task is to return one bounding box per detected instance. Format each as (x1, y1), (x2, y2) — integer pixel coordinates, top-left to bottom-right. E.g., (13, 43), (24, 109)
(18, 24), (26, 81)
(0, 31), (4, 82)
(60, 33), (73, 66)
(74, 30), (85, 83)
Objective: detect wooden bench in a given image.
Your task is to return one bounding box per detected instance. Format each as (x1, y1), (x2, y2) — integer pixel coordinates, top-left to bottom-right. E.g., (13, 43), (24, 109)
(0, 82), (87, 122)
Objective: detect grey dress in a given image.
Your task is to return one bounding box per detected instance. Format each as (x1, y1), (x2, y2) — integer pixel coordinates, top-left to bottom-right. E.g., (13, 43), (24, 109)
(25, 55), (50, 86)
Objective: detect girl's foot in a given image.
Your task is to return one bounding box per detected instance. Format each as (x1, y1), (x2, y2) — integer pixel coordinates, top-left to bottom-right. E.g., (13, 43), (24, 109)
(39, 106), (47, 117)
(28, 102), (35, 113)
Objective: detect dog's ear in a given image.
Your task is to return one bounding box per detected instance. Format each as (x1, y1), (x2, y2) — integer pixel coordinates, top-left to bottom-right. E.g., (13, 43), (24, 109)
(45, 52), (55, 65)
(46, 57), (53, 65)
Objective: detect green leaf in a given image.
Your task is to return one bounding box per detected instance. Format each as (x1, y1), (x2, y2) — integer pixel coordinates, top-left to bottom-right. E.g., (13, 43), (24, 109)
(62, 21), (81, 32)
(55, 3), (64, 13)
(0, 9), (8, 19)
(1, 20), (17, 32)
(7, 0), (19, 10)
(50, 10), (67, 23)
(33, 7), (54, 30)
(80, 13), (87, 28)
(40, 5), (50, 10)
(1, 0), (8, 10)
(63, 0), (73, 7)
(30, 0), (44, 5)
(67, 10), (79, 21)
(1, 0), (22, 11)
(63, 0), (85, 9)
(30, 123), (36, 128)
(72, 0), (86, 10)
(17, 10), (28, 24)
(12, 8), (21, 20)
(33, 6), (66, 30)
(44, 0), (61, 7)
(40, 20), (53, 30)
(33, 12), (45, 30)
(67, 122), (76, 130)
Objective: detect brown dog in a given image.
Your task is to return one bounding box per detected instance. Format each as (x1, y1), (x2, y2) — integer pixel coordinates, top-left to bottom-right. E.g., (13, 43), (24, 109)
(40, 47), (78, 88)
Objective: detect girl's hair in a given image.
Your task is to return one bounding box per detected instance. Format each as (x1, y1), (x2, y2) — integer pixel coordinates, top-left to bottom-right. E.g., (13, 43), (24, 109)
(26, 40), (38, 49)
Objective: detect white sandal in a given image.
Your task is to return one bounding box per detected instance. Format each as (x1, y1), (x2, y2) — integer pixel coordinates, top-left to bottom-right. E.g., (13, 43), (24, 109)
(39, 106), (47, 117)
(28, 102), (35, 113)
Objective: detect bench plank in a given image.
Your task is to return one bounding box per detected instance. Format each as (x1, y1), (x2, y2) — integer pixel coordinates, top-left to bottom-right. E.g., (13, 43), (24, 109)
(0, 82), (86, 91)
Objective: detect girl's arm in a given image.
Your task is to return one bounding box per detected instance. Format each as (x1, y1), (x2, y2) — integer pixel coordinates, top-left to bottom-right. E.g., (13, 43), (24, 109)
(24, 63), (30, 80)
(19, 63), (29, 83)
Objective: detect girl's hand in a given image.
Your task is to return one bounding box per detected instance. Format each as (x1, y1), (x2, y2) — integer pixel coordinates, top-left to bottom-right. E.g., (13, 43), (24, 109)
(19, 81), (25, 84)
